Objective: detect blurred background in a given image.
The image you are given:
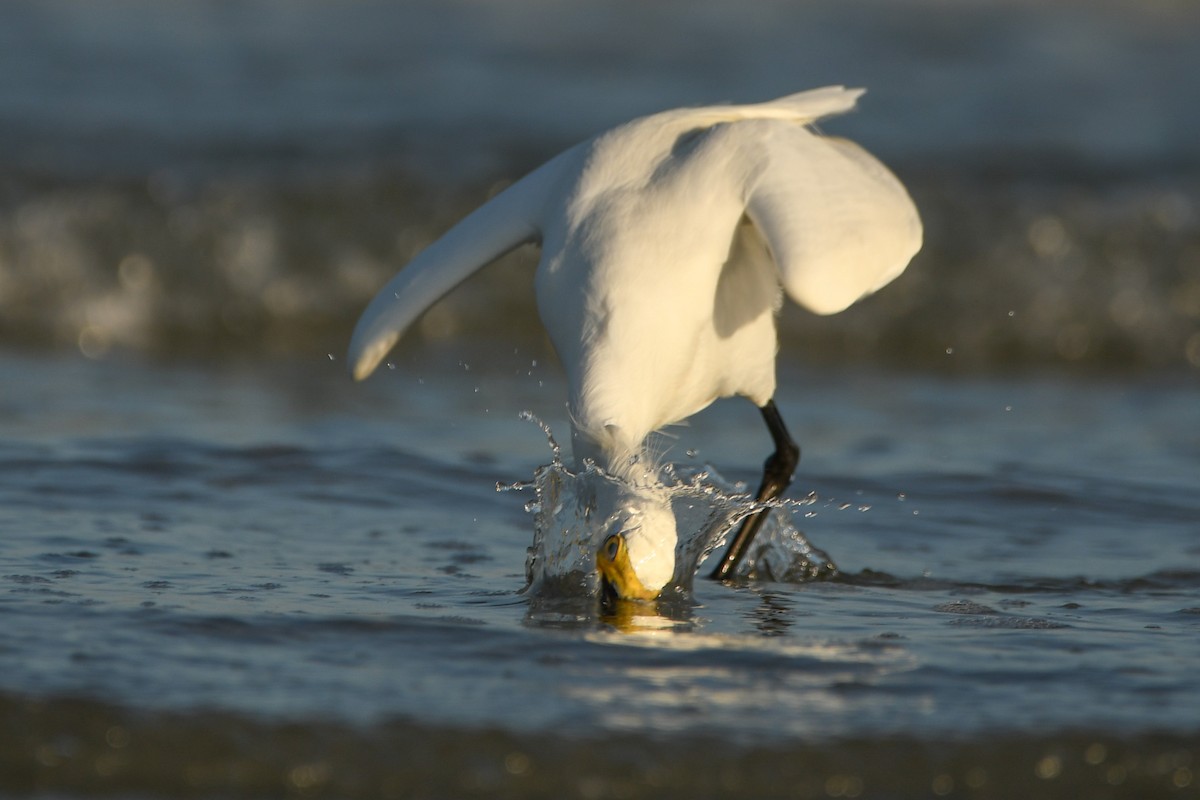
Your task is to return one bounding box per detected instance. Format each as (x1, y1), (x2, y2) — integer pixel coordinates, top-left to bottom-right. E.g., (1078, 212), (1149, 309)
(3, 7), (1199, 797)
(0, 0), (1197, 373)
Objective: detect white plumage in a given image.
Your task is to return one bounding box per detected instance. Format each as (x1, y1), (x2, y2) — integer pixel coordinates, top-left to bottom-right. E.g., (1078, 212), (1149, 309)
(349, 87), (921, 597)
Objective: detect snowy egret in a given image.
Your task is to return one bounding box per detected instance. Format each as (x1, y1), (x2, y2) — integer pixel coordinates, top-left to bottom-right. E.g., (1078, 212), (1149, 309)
(349, 86), (921, 600)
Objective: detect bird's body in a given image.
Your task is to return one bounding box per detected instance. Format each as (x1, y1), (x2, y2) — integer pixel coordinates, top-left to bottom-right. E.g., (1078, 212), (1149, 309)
(349, 87), (921, 599)
(540, 115), (782, 461)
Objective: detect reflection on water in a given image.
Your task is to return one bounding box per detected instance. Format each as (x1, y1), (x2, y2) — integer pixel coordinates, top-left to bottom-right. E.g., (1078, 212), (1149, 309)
(1, 0), (1199, 792)
(0, 354), (1199, 798)
(569, 626), (919, 738)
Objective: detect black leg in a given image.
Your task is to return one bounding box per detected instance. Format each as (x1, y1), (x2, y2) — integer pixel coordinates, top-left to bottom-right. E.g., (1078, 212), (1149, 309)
(709, 399), (800, 582)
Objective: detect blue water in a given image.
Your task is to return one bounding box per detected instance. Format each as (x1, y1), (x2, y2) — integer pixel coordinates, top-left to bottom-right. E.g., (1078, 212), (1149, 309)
(3, 0), (1197, 173)
(2, 354), (1198, 754)
(1, 1), (1199, 797)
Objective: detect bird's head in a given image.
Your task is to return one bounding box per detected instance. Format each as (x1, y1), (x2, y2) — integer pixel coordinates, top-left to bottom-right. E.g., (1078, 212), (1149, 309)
(595, 497), (677, 602)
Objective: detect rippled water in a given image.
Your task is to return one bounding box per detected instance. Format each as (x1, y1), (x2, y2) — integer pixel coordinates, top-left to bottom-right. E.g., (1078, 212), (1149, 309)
(2, 352), (1198, 797)
(2, 1), (1199, 797)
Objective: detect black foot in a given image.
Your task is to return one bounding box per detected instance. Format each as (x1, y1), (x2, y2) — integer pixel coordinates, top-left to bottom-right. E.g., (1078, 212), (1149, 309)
(710, 400), (800, 582)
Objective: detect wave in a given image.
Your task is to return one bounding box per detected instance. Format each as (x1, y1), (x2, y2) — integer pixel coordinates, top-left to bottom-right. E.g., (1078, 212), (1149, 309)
(2, 0), (1199, 372)
(1, 166), (1197, 372)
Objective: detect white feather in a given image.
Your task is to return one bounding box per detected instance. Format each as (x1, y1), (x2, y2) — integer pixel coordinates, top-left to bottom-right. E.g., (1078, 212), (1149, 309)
(744, 129), (922, 314)
(346, 146), (580, 380)
(348, 87), (922, 594)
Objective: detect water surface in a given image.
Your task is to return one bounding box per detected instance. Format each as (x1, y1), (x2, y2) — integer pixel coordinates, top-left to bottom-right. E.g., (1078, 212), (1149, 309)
(1, 1), (1199, 797)
(2, 353), (1198, 797)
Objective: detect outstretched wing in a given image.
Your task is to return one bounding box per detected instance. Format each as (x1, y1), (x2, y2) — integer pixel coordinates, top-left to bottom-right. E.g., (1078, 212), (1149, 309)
(346, 148), (577, 380)
(743, 121), (922, 316)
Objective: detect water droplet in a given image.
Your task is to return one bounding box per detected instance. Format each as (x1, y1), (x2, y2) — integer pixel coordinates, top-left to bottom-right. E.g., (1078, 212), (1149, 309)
(1035, 755), (1062, 780)
(504, 752), (530, 776)
(896, 492), (907, 501)
(945, 346), (954, 356)
(386, 361), (395, 370)
(105, 725), (130, 749)
(326, 353), (336, 361)
(1084, 743), (1107, 765)
(1028, 215), (1070, 259)
(685, 449), (698, 458)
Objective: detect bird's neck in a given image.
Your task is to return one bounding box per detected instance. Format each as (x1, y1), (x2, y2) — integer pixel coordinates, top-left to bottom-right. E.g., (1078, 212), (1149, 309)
(570, 425), (660, 488)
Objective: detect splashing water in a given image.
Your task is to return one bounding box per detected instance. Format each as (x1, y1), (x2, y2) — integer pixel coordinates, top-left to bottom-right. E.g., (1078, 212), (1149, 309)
(502, 413), (837, 600)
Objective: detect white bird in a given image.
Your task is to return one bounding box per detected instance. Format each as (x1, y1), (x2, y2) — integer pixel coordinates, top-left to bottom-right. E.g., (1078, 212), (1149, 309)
(348, 87), (921, 601)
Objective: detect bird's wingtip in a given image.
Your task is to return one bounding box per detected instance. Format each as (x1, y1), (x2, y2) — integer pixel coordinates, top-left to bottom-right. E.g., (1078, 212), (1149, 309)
(763, 86), (867, 123)
(346, 332), (396, 382)
(827, 85), (867, 105)
(349, 357), (374, 382)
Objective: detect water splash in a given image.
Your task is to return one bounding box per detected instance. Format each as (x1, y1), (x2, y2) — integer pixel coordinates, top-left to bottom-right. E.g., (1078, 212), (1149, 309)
(502, 413), (837, 600)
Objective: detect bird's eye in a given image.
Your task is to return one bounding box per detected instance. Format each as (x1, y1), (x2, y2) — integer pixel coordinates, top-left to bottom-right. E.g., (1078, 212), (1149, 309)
(602, 534), (621, 561)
